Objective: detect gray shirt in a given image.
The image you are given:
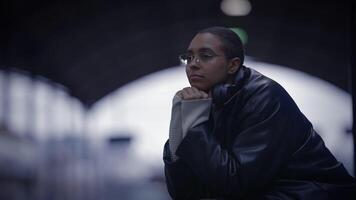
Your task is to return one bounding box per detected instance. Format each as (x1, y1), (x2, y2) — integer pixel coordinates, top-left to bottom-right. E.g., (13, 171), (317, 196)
(168, 95), (212, 161)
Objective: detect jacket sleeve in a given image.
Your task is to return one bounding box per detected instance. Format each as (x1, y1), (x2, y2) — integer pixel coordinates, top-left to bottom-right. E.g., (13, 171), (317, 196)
(163, 140), (201, 199)
(175, 96), (297, 198)
(163, 97), (212, 199)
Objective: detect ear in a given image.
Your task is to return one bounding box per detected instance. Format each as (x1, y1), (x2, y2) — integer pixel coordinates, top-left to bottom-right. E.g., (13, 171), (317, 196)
(227, 57), (241, 75)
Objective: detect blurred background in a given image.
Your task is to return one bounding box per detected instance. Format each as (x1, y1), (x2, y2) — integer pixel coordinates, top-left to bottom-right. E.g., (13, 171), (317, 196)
(0, 0), (354, 199)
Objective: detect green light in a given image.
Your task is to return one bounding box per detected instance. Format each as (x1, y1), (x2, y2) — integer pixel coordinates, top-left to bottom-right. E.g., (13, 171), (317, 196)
(230, 27), (248, 45)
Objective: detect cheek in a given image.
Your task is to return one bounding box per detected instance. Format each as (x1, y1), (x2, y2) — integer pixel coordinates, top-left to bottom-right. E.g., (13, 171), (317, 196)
(206, 65), (229, 83)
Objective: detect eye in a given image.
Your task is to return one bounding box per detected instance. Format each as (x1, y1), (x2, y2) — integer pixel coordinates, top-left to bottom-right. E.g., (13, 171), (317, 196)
(185, 55), (194, 62)
(199, 53), (214, 61)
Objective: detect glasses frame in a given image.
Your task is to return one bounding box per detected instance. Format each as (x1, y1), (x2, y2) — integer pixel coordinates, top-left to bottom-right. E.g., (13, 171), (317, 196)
(179, 51), (224, 65)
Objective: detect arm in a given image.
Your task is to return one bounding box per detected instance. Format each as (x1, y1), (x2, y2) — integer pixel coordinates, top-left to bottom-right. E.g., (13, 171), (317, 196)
(163, 141), (201, 199)
(168, 95), (212, 161)
(163, 92), (212, 199)
(175, 99), (293, 198)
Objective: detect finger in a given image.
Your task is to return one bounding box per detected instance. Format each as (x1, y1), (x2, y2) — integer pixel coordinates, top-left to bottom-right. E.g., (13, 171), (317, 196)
(191, 87), (208, 99)
(190, 87), (200, 93)
(192, 87), (204, 99)
(187, 87), (204, 99)
(179, 87), (190, 99)
(190, 87), (205, 98)
(190, 87), (208, 99)
(180, 89), (190, 100)
(183, 87), (195, 96)
(181, 88), (195, 100)
(200, 91), (209, 99)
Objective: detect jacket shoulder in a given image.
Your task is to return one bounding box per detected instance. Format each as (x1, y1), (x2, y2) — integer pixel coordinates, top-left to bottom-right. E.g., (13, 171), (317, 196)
(242, 68), (302, 113)
(241, 68), (292, 114)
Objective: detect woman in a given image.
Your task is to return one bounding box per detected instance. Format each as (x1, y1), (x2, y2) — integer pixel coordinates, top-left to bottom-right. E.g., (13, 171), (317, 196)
(163, 26), (355, 199)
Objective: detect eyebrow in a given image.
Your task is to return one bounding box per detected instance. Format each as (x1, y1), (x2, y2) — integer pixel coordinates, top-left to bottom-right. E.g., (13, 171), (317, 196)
(186, 47), (215, 54)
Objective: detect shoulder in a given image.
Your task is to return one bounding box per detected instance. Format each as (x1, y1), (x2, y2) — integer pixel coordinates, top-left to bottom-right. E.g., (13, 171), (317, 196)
(241, 67), (299, 115)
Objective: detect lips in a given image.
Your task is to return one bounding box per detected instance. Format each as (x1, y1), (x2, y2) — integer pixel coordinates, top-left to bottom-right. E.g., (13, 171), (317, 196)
(189, 74), (204, 81)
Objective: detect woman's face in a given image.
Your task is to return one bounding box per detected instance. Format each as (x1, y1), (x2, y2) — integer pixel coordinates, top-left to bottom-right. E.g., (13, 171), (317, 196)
(185, 33), (231, 92)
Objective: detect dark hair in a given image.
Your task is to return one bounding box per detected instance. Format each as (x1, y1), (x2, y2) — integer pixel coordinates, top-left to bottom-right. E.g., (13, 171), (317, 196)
(198, 26), (245, 66)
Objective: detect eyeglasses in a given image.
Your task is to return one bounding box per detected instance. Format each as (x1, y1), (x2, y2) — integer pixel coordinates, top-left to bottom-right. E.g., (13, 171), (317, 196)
(179, 51), (223, 65)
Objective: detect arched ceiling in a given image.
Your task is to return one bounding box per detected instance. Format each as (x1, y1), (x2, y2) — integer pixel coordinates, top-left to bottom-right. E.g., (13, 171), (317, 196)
(0, 0), (351, 106)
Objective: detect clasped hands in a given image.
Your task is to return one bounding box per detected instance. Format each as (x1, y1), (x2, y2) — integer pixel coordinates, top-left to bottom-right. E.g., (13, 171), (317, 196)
(176, 87), (210, 100)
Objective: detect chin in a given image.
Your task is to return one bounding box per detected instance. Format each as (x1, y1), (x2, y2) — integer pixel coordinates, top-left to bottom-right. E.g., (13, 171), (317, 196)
(190, 83), (210, 92)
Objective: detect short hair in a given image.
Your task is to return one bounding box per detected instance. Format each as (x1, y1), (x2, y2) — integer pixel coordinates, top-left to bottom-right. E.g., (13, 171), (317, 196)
(198, 26), (245, 66)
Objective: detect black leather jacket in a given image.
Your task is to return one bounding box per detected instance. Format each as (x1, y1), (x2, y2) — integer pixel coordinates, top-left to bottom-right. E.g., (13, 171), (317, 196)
(163, 66), (356, 199)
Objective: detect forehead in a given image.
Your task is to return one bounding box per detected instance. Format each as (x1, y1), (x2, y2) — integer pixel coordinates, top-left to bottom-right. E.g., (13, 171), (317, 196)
(187, 33), (224, 53)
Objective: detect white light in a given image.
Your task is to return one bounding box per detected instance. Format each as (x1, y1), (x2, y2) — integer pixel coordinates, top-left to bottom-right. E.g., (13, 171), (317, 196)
(221, 0), (252, 16)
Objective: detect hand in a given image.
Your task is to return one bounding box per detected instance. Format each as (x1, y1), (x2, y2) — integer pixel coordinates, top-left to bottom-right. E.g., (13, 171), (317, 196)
(176, 87), (209, 100)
